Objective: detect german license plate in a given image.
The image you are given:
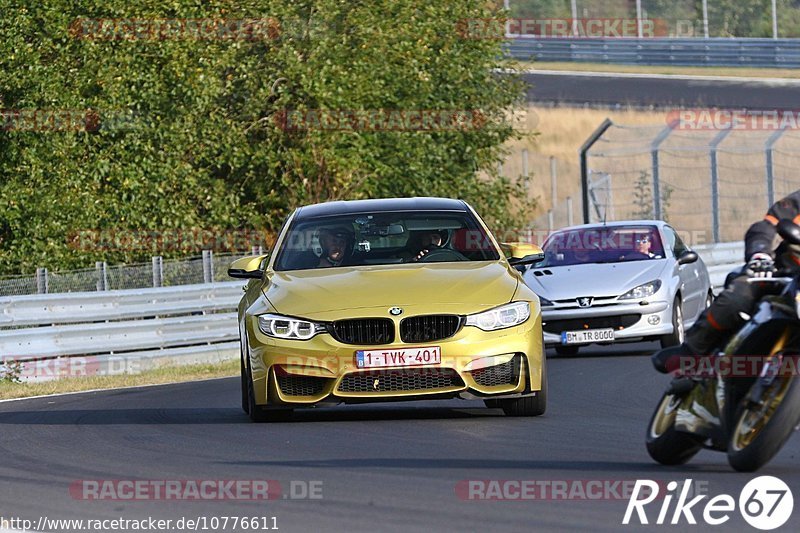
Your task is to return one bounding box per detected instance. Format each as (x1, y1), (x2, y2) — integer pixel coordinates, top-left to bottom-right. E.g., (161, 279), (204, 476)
(355, 346), (441, 369)
(561, 328), (615, 345)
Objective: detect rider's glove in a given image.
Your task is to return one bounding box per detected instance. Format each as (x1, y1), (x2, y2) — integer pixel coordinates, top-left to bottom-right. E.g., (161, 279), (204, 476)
(745, 252), (775, 278)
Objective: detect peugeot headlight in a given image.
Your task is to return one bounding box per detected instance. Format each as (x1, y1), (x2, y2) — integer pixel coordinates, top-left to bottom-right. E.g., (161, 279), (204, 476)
(619, 280), (662, 300)
(257, 314), (326, 340)
(466, 302), (530, 331)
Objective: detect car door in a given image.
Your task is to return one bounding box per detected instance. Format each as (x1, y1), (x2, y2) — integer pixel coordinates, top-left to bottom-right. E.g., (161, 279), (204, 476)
(663, 225), (703, 319)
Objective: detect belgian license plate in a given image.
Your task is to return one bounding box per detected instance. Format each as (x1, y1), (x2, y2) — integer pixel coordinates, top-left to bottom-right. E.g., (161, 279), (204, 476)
(355, 346), (441, 369)
(561, 329), (615, 345)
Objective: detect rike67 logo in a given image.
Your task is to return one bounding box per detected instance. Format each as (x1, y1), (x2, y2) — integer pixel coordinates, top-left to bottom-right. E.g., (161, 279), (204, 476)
(623, 477), (794, 530)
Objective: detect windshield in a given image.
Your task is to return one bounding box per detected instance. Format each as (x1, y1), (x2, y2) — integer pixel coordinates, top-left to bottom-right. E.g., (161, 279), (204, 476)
(538, 225), (665, 267)
(274, 210), (500, 271)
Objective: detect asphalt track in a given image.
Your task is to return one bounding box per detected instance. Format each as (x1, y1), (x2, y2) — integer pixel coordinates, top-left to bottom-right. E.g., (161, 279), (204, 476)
(1, 342), (799, 532)
(522, 71), (800, 110)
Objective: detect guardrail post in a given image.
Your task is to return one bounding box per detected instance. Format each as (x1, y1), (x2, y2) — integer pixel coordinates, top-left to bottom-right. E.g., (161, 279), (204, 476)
(710, 128), (733, 243)
(36, 268), (48, 294)
(152, 256), (163, 288)
(202, 250), (214, 284)
(95, 261), (108, 291)
(765, 127), (786, 209)
(650, 123), (675, 220)
(580, 119), (613, 224)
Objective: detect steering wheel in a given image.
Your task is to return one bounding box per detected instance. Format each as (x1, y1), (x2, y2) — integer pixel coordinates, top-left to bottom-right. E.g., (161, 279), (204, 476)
(418, 248), (468, 263)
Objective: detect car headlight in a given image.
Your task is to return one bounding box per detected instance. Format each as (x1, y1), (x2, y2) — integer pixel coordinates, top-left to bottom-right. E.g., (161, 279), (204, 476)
(466, 302), (530, 331)
(619, 280), (662, 300)
(257, 314), (326, 340)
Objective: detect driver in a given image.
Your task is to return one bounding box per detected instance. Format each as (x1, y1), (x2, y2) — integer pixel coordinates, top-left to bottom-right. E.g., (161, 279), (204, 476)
(409, 230), (446, 262)
(653, 192), (800, 372)
(317, 226), (354, 268)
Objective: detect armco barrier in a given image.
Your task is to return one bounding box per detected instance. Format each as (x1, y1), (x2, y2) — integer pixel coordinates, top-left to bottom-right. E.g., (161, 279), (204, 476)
(506, 38), (800, 68)
(0, 282), (243, 381)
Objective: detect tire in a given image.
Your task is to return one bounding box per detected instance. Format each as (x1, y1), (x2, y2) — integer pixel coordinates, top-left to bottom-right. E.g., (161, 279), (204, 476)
(646, 392), (704, 465)
(245, 366), (293, 423)
(240, 356), (249, 415)
(660, 297), (684, 349)
(498, 355), (547, 416)
(727, 375), (800, 472)
(555, 345), (580, 356)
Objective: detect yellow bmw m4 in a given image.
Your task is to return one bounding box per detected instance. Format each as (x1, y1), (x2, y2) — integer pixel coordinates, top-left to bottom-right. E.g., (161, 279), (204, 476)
(229, 197), (547, 422)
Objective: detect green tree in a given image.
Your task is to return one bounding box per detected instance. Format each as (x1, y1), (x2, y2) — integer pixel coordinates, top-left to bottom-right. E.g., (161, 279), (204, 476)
(0, 0), (532, 275)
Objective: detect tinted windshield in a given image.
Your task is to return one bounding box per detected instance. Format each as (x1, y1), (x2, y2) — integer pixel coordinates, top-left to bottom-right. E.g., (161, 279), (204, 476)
(538, 225), (665, 267)
(274, 210), (500, 271)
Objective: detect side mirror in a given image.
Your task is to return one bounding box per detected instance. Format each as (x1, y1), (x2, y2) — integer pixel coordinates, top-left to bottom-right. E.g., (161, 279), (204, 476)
(778, 218), (800, 245)
(228, 254), (269, 279)
(502, 242), (545, 267)
(677, 250), (699, 265)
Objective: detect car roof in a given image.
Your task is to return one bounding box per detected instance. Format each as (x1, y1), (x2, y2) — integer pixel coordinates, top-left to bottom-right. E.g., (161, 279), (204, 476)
(549, 220), (669, 233)
(294, 197), (469, 220)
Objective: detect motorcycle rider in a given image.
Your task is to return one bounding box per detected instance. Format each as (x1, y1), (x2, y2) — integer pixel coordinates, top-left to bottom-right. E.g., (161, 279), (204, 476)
(653, 192), (800, 372)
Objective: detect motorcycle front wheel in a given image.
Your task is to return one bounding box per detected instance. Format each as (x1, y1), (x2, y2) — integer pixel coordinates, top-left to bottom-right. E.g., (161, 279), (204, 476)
(646, 392), (705, 465)
(727, 374), (800, 472)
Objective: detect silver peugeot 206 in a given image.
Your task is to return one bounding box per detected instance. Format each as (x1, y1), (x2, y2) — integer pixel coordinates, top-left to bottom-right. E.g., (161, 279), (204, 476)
(523, 220), (713, 356)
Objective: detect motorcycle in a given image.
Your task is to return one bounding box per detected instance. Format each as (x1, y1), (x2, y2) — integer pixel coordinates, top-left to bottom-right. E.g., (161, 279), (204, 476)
(646, 219), (800, 472)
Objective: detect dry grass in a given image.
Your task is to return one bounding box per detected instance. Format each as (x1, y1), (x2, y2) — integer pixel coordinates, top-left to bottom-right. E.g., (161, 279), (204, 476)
(0, 359), (238, 400)
(520, 61), (800, 80)
(503, 106), (667, 217)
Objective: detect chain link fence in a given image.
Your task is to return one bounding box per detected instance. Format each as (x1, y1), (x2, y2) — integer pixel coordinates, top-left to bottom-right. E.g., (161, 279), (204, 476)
(583, 121), (800, 243)
(509, 1), (798, 39)
(0, 251), (259, 297)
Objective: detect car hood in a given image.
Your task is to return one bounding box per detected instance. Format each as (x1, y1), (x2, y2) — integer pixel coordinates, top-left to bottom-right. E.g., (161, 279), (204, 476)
(262, 262), (519, 318)
(523, 260), (669, 300)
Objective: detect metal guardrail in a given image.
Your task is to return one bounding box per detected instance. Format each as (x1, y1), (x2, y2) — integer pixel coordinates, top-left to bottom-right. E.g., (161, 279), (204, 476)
(0, 282), (242, 372)
(507, 38), (800, 67)
(695, 241), (743, 292)
(0, 282), (242, 328)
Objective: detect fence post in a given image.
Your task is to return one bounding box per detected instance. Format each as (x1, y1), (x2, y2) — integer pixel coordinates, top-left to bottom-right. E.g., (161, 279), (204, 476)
(95, 261), (108, 291)
(202, 250), (214, 283)
(566, 196), (574, 226)
(580, 119), (613, 223)
(36, 267), (48, 294)
(651, 123), (675, 220)
(549, 156), (557, 210)
(710, 128), (733, 243)
(765, 127), (786, 209)
(152, 256), (163, 288)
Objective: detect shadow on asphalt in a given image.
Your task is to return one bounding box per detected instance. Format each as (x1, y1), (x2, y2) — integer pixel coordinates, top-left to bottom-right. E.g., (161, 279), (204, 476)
(218, 457), (739, 474)
(0, 405), (510, 424)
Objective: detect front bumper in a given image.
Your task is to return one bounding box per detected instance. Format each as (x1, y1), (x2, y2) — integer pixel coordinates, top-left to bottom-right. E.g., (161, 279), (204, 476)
(541, 300), (673, 346)
(245, 313), (544, 408)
